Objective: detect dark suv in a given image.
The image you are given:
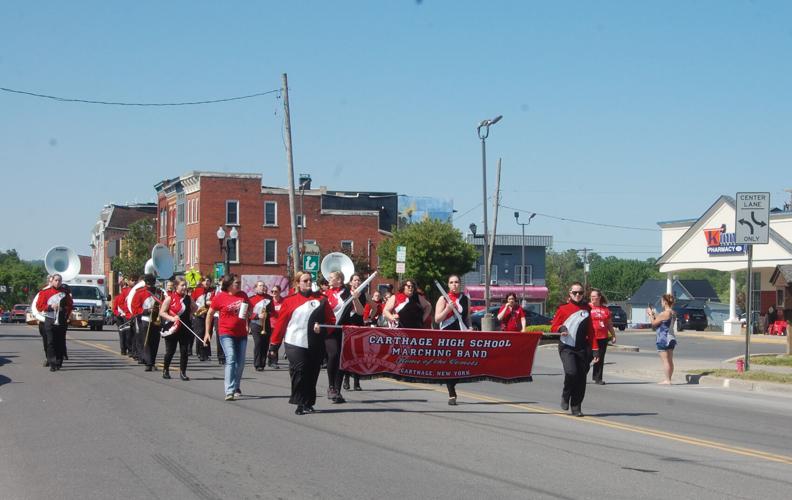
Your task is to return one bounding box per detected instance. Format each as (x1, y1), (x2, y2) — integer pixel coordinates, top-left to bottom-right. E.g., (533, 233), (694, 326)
(607, 305), (628, 331)
(673, 306), (708, 331)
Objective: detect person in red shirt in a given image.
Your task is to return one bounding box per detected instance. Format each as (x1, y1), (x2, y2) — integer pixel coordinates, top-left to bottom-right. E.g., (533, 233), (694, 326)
(363, 290), (384, 326)
(270, 271), (335, 415)
(36, 273), (73, 372)
(434, 275), (471, 406)
(267, 284), (284, 367)
(33, 275), (53, 367)
(159, 277), (195, 380)
(550, 282), (595, 417)
(497, 293), (527, 332)
(131, 274), (164, 372)
(589, 289), (615, 385)
(191, 277), (214, 362)
(203, 274), (250, 401)
(114, 277), (133, 356)
(248, 280), (274, 372)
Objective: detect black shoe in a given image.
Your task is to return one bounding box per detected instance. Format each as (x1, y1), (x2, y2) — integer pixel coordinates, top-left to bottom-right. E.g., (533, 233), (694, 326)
(304, 406), (315, 414)
(343, 380), (350, 391)
(595, 380), (605, 385)
(571, 406), (584, 417)
(162, 371), (171, 379)
(353, 384), (362, 391)
(218, 359), (226, 365)
(332, 394), (346, 404)
(121, 350), (127, 356)
(448, 397), (457, 406)
(180, 372), (190, 381)
(327, 388), (338, 400)
(561, 400), (569, 411)
(255, 367), (264, 372)
(49, 366), (57, 372)
(295, 406), (305, 415)
(43, 361), (50, 367)
(145, 366), (153, 372)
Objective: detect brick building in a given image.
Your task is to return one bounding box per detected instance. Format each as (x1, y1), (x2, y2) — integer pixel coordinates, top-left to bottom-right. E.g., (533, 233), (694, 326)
(154, 171), (397, 291)
(89, 203), (158, 295)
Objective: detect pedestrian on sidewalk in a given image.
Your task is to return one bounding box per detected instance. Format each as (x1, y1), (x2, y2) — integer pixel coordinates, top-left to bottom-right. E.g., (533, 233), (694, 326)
(589, 289), (614, 385)
(648, 294), (677, 385)
(551, 282), (594, 417)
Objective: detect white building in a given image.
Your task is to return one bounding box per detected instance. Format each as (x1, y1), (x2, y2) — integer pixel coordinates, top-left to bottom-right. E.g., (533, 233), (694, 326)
(656, 194), (792, 335)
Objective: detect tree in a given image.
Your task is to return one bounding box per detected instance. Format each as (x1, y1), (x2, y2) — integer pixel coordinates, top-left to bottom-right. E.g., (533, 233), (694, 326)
(0, 249), (47, 309)
(378, 219), (478, 303)
(545, 249), (584, 312)
(587, 256), (662, 302)
(111, 218), (156, 279)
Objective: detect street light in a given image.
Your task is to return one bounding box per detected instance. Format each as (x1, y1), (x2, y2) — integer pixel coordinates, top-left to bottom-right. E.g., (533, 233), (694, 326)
(298, 175), (311, 258)
(476, 115), (502, 331)
(217, 226), (239, 276)
(514, 211), (536, 307)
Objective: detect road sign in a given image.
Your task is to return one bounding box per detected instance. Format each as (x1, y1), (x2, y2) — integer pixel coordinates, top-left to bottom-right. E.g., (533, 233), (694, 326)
(395, 262), (406, 274)
(214, 262), (226, 280)
(303, 254), (319, 272)
(185, 268), (202, 287)
(396, 246), (407, 263)
(735, 192), (770, 245)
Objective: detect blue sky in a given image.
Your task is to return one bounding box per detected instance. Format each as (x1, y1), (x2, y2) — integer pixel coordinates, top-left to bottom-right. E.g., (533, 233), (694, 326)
(2, 0), (790, 261)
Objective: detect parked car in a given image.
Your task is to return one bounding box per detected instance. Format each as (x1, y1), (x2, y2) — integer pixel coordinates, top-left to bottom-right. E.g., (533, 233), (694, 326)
(10, 304), (29, 323)
(607, 305), (628, 331)
(470, 305), (552, 331)
(0, 311), (11, 323)
(673, 306), (708, 331)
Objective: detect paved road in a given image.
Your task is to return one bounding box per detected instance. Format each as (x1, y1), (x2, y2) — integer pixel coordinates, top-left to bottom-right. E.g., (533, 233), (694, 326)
(2, 323), (792, 499)
(615, 329), (788, 361)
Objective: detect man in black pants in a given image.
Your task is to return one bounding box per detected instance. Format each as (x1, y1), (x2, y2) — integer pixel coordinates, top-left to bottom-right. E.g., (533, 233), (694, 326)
(36, 274), (73, 372)
(550, 282), (594, 417)
(249, 281), (273, 371)
(131, 274), (162, 372)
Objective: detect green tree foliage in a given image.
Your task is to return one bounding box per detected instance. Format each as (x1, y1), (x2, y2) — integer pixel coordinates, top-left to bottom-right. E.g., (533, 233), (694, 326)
(0, 249), (48, 309)
(587, 255), (662, 302)
(545, 249), (584, 311)
(111, 218), (156, 279)
(378, 219), (478, 303)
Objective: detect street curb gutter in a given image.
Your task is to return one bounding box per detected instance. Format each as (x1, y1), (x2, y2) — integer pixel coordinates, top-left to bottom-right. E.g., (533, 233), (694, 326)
(539, 343), (640, 353)
(685, 373), (792, 395)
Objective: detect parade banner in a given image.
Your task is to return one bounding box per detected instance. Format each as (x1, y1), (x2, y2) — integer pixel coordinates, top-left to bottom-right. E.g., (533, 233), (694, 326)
(340, 326), (541, 384)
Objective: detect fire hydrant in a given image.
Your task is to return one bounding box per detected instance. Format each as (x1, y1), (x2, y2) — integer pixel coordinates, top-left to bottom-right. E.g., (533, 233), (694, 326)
(736, 358), (745, 374)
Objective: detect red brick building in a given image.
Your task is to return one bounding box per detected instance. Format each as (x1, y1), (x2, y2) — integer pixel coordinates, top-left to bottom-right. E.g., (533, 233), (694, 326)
(154, 171), (397, 289)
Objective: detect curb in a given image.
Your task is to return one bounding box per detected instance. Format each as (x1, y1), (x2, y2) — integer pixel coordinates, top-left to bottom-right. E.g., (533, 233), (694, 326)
(684, 373), (792, 395)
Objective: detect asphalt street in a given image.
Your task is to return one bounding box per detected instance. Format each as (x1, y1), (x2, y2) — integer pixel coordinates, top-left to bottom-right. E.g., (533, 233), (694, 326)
(2, 323), (792, 500)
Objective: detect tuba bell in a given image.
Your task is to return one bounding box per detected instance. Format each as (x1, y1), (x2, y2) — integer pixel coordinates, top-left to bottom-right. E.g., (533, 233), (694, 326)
(320, 252), (355, 284)
(44, 246), (80, 282)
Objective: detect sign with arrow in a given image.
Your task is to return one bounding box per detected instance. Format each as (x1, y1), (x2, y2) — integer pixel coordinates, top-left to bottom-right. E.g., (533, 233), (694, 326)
(735, 192), (770, 245)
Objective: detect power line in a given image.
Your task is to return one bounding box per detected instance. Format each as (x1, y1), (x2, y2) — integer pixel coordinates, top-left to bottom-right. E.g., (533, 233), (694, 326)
(0, 86), (281, 106)
(503, 204), (658, 232)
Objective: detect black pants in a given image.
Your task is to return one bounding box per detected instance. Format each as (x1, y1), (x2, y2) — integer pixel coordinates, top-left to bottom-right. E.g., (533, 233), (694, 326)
(559, 345), (591, 408)
(38, 322), (48, 362)
(250, 322), (272, 369)
(285, 343), (324, 407)
(447, 381), (458, 398)
(324, 332), (343, 393)
(138, 319), (161, 368)
(127, 317), (138, 358)
(44, 318), (66, 367)
(592, 339), (608, 382)
(193, 316), (211, 360)
(163, 329), (189, 373)
(117, 315), (130, 354)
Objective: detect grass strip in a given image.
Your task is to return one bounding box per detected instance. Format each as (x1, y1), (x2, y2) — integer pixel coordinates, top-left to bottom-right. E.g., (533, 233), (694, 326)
(688, 368), (792, 384)
(749, 354), (792, 367)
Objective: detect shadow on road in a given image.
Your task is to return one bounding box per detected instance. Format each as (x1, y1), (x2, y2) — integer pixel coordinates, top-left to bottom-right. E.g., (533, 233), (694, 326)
(588, 412), (658, 417)
(0, 354), (17, 367)
(0, 374), (11, 387)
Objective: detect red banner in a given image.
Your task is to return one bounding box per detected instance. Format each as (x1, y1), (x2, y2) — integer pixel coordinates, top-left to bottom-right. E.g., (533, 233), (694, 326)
(340, 326), (541, 384)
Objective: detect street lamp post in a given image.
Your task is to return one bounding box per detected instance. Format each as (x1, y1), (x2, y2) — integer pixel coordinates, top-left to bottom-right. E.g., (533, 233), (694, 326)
(477, 115), (502, 331)
(216, 226), (239, 276)
(514, 211), (536, 307)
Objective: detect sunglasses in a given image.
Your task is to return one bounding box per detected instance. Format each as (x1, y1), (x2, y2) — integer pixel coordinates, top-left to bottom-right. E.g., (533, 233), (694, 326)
(570, 290), (584, 295)
(404, 284), (414, 288)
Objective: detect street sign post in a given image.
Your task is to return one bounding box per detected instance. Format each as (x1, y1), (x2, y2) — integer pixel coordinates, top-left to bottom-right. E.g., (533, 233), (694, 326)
(395, 262), (406, 274)
(735, 192), (770, 371)
(396, 246), (407, 263)
(214, 262), (226, 281)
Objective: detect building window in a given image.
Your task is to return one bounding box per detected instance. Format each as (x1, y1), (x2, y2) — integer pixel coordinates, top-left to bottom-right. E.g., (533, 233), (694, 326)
(177, 241), (184, 266)
(514, 265), (533, 285)
(296, 214), (306, 228)
(227, 237), (239, 264)
(777, 288), (784, 307)
(226, 200), (239, 225)
(340, 240), (353, 254)
(194, 238), (199, 264)
(160, 209), (167, 237)
(264, 240), (277, 264)
(195, 199), (200, 223)
(264, 201), (277, 226)
(479, 265), (499, 284)
(177, 204), (185, 224)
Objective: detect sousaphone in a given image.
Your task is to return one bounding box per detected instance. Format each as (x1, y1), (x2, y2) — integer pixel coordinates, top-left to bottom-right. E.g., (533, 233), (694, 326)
(320, 252), (355, 284)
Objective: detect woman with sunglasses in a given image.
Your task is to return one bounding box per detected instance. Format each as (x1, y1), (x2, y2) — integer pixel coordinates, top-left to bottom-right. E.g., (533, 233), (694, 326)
(383, 279), (432, 329)
(434, 275), (471, 405)
(550, 282), (595, 417)
(270, 272), (335, 415)
(203, 274), (250, 401)
(158, 276), (195, 381)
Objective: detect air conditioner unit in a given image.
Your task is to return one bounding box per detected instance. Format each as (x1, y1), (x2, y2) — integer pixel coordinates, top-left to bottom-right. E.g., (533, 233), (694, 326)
(490, 279), (497, 285)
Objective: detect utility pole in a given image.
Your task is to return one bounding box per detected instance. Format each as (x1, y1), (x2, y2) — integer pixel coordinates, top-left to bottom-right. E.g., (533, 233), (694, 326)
(282, 73), (300, 277)
(576, 248), (593, 292)
(487, 158), (502, 284)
